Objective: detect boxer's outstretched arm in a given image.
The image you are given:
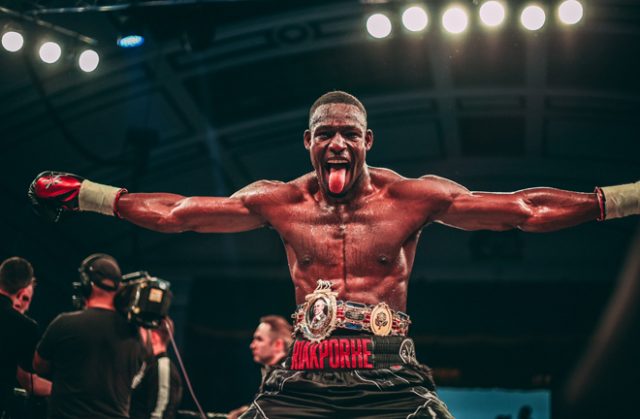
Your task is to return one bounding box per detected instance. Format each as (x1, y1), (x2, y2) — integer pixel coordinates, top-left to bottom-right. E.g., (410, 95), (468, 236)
(116, 180), (278, 233)
(425, 175), (639, 231)
(408, 175), (602, 232)
(28, 171), (272, 232)
(118, 192), (266, 233)
(436, 183), (600, 232)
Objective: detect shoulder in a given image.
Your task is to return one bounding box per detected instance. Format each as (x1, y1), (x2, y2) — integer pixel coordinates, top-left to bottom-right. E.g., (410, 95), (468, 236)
(45, 310), (88, 332)
(46, 311), (75, 326)
(233, 175), (310, 207)
(380, 171), (469, 202)
(369, 166), (405, 184)
(5, 306), (38, 332)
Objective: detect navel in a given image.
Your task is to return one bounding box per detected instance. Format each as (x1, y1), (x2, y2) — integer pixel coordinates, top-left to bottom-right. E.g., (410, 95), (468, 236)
(300, 255), (313, 266)
(378, 255), (390, 265)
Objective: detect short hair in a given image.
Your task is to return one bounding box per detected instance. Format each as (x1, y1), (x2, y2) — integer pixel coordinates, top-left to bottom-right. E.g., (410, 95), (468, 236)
(308, 91), (367, 128)
(260, 315), (293, 348)
(0, 257), (35, 295)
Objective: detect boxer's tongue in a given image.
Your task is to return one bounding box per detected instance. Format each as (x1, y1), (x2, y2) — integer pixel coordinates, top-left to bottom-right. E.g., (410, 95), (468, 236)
(328, 166), (347, 194)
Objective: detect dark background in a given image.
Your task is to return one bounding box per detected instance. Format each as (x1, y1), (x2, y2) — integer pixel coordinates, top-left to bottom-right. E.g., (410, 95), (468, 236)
(1, 0), (639, 417)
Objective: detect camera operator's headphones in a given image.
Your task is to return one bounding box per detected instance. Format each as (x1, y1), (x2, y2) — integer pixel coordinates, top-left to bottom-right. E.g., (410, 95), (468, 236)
(78, 253), (122, 297)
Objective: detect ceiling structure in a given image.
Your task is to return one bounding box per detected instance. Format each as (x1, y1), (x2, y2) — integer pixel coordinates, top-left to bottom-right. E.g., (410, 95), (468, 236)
(1, 0), (639, 407)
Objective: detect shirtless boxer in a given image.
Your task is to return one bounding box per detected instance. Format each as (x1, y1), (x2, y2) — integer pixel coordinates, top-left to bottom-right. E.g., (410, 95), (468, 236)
(28, 91), (639, 418)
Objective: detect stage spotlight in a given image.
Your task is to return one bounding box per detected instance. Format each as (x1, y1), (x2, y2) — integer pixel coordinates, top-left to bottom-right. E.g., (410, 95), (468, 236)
(1, 30), (23, 52)
(558, 0), (583, 25)
(366, 13), (392, 39)
(479, 1), (506, 28)
(116, 13), (146, 48)
(78, 49), (99, 72)
(117, 34), (144, 48)
(442, 6), (469, 34)
(521, 5), (546, 31)
(402, 6), (429, 32)
(38, 41), (62, 64)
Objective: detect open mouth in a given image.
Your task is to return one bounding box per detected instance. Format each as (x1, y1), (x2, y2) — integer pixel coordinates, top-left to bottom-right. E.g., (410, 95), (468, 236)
(323, 161), (351, 194)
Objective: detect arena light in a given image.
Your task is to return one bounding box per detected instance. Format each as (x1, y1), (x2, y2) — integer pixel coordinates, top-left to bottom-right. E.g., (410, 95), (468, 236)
(38, 41), (62, 64)
(402, 5), (429, 32)
(78, 49), (99, 72)
(558, 0), (583, 25)
(479, 1), (506, 28)
(442, 6), (469, 34)
(366, 13), (392, 39)
(117, 34), (144, 48)
(521, 5), (546, 31)
(1, 29), (23, 52)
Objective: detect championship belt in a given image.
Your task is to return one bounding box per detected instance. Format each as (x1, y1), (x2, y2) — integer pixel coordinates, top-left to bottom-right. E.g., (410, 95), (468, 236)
(297, 279), (338, 343)
(294, 280), (410, 342)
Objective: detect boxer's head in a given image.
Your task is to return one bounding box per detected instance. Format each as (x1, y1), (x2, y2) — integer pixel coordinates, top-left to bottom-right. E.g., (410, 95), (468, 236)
(249, 315), (293, 366)
(304, 91), (373, 199)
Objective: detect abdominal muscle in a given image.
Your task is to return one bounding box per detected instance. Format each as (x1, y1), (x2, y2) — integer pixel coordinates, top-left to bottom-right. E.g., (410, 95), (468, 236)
(289, 260), (411, 312)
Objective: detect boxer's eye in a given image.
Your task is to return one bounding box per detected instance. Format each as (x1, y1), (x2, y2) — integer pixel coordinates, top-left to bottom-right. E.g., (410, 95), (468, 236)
(316, 131), (334, 140)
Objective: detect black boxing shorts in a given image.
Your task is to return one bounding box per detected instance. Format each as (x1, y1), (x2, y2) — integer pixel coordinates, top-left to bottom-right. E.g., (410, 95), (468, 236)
(239, 335), (454, 419)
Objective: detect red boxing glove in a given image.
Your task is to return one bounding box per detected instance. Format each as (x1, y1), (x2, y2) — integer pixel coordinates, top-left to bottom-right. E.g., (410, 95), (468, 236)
(28, 171), (85, 222)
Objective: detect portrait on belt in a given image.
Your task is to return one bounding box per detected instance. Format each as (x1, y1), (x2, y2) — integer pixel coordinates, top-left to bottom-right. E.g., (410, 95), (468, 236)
(305, 295), (333, 335)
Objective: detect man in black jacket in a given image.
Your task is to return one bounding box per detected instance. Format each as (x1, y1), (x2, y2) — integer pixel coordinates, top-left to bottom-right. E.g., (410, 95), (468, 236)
(0, 257), (40, 417)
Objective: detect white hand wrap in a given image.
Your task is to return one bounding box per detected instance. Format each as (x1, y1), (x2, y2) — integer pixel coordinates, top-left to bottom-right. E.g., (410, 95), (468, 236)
(78, 179), (123, 216)
(601, 181), (640, 219)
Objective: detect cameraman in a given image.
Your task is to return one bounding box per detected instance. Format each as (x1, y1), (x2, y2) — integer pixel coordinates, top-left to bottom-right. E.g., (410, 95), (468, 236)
(0, 257), (39, 417)
(33, 253), (147, 419)
(130, 317), (182, 419)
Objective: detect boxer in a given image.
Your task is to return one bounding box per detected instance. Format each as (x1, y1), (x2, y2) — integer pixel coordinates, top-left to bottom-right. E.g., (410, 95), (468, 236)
(29, 91), (639, 418)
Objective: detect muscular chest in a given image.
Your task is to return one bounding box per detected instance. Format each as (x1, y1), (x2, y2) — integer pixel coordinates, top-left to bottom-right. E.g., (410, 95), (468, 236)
(268, 197), (424, 265)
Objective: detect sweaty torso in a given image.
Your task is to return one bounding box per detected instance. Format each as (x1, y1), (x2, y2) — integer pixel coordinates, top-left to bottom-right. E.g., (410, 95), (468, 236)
(245, 168), (444, 312)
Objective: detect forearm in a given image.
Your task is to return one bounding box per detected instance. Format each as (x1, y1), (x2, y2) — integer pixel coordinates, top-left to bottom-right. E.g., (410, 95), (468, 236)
(515, 188), (600, 232)
(16, 368), (52, 396)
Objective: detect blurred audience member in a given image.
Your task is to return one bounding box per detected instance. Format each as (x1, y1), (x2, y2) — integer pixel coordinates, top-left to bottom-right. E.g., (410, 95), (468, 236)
(0, 257), (43, 417)
(228, 315), (293, 419)
(13, 282), (34, 315)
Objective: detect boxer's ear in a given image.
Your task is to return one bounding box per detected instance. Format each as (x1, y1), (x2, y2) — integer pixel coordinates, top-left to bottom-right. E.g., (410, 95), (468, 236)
(304, 130), (311, 150)
(365, 129), (374, 151)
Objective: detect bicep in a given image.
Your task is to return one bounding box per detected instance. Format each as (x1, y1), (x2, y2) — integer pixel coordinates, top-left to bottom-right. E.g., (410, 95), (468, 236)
(169, 196), (267, 233)
(413, 176), (529, 231)
(119, 194), (267, 233)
